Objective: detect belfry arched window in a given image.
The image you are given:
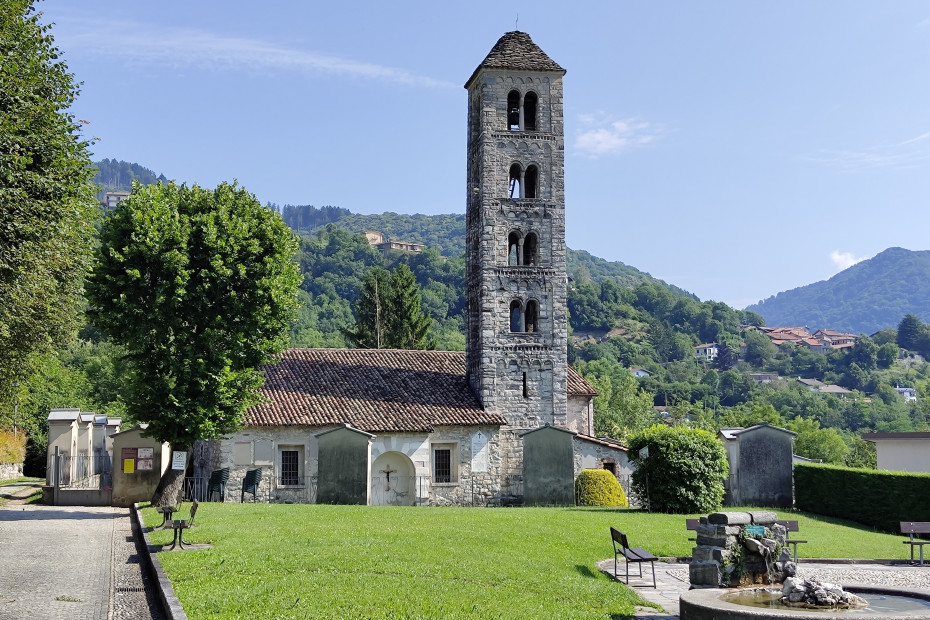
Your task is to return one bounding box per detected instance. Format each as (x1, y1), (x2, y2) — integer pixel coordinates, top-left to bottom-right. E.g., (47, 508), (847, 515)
(524, 165), (538, 199)
(507, 90), (521, 131)
(522, 232), (538, 266)
(507, 231), (521, 266)
(509, 163), (522, 198)
(510, 300), (524, 332)
(525, 300), (539, 333)
(524, 92), (538, 131)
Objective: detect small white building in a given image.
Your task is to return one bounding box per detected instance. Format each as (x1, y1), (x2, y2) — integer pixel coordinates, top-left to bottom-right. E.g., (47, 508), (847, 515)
(46, 408), (120, 486)
(862, 432), (930, 473)
(695, 343), (719, 362)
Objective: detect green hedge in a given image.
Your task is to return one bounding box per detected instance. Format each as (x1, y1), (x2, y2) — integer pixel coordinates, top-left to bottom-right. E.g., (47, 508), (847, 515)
(795, 462), (930, 532)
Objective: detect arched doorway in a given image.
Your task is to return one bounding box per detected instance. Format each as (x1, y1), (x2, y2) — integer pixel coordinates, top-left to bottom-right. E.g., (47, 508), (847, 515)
(370, 451), (416, 506)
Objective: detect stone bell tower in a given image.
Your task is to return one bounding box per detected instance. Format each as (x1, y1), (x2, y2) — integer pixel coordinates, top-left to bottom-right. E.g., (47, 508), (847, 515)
(464, 32), (568, 430)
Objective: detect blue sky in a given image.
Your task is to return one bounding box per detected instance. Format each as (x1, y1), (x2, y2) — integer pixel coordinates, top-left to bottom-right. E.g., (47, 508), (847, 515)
(38, 1), (930, 309)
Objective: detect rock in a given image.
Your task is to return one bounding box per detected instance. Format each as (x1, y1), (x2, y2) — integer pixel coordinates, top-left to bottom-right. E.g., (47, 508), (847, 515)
(708, 511), (751, 525)
(689, 561), (722, 587)
(787, 591), (806, 603)
(748, 510), (778, 525)
(744, 538), (766, 555)
(761, 538), (778, 552)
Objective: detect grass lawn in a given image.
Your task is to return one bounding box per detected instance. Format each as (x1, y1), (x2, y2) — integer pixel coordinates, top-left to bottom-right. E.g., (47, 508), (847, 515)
(142, 504), (909, 619)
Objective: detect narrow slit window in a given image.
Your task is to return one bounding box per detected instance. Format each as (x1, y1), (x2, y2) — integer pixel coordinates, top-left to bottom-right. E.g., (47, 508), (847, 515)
(524, 92), (538, 131)
(523, 372), (528, 398)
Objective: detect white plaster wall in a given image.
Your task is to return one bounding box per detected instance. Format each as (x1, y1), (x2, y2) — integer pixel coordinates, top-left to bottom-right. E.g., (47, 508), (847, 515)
(218, 425), (505, 506)
(875, 439), (930, 473)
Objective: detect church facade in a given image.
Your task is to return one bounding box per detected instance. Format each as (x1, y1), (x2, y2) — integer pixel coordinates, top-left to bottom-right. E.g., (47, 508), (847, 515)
(208, 32), (630, 506)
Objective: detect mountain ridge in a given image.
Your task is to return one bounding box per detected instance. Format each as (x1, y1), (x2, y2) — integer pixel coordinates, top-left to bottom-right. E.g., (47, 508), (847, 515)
(746, 247), (930, 333)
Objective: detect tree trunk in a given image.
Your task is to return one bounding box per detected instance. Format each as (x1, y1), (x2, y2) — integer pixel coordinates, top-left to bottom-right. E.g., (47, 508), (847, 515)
(150, 444), (189, 506)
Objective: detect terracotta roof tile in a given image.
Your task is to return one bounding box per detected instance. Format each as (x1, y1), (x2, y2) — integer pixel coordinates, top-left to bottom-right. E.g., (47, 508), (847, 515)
(247, 349), (594, 433)
(465, 31), (565, 88)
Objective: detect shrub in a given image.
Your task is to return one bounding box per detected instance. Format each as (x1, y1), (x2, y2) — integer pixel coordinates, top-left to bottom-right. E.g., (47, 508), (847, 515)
(575, 469), (628, 507)
(627, 425), (728, 513)
(0, 431), (27, 464)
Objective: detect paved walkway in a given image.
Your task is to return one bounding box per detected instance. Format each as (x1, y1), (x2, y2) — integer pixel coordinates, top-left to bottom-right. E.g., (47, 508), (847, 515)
(0, 491), (163, 620)
(597, 558), (930, 618)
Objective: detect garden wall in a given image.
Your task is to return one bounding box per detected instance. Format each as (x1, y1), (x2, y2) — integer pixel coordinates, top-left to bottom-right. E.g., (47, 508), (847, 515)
(795, 462), (930, 532)
(0, 461), (23, 480)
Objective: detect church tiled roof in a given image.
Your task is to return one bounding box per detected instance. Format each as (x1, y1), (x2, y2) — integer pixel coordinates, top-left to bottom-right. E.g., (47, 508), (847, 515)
(246, 348), (596, 433)
(465, 31), (566, 88)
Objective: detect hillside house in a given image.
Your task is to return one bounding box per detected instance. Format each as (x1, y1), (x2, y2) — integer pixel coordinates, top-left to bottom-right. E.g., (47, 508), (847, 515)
(629, 367), (652, 378)
(695, 343), (719, 361)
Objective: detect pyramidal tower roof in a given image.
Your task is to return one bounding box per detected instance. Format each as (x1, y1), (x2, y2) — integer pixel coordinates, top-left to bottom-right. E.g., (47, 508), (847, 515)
(465, 31), (565, 88)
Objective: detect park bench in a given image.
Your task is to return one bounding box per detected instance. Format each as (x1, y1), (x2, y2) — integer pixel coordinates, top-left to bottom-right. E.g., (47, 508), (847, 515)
(686, 518), (700, 542)
(610, 527), (657, 588)
(901, 522), (930, 566)
(168, 499), (199, 550)
(155, 503), (180, 529)
(207, 467), (230, 502)
(241, 468), (262, 503)
(775, 520), (807, 563)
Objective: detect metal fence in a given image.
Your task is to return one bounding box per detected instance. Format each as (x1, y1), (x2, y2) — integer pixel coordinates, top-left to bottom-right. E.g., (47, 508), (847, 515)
(47, 453), (112, 490)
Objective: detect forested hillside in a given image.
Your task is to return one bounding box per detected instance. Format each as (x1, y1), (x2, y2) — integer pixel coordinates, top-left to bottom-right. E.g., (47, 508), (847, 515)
(747, 247), (930, 333)
(92, 159), (166, 200)
(30, 165), (922, 476)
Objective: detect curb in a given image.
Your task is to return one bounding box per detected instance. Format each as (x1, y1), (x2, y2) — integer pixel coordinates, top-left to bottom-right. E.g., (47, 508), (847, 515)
(131, 503), (188, 620)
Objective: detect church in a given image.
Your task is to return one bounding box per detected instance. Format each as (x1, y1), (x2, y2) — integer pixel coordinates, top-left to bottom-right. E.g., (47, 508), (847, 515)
(209, 32), (631, 506)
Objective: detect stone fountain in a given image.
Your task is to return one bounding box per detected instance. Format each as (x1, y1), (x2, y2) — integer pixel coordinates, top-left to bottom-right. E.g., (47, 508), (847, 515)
(681, 511), (930, 620)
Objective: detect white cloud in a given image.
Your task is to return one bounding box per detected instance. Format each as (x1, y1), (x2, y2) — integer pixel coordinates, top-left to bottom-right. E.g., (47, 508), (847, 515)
(829, 250), (867, 272)
(573, 113), (660, 158)
(806, 129), (930, 171)
(53, 17), (454, 89)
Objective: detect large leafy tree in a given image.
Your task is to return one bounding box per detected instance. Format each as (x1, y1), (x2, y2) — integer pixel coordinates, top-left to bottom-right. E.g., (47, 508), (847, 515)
(87, 182), (301, 504)
(0, 1), (98, 406)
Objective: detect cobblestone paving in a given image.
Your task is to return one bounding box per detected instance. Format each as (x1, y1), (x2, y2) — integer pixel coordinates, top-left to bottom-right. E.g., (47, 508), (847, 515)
(0, 502), (163, 620)
(623, 562), (930, 619)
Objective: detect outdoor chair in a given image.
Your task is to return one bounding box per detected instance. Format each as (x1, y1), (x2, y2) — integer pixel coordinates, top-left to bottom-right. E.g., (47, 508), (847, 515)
(207, 467), (230, 502)
(241, 468), (262, 503)
(610, 527), (657, 588)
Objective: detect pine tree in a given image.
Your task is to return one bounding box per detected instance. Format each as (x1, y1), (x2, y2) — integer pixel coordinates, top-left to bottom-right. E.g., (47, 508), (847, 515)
(344, 267), (391, 348)
(345, 265), (433, 349)
(385, 265), (433, 349)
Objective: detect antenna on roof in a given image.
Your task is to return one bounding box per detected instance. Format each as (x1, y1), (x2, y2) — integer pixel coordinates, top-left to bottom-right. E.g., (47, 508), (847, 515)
(515, 14), (519, 31)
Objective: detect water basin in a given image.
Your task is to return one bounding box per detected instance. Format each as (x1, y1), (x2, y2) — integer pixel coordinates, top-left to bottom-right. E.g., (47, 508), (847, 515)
(723, 588), (930, 613)
(681, 585), (930, 620)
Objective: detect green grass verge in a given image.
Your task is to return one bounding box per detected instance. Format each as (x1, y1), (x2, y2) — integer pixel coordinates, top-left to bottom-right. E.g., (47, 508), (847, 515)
(142, 504), (911, 619)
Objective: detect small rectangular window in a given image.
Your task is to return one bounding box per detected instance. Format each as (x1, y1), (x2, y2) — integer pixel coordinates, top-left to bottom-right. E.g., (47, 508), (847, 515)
(434, 449), (451, 483)
(281, 450), (299, 486)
